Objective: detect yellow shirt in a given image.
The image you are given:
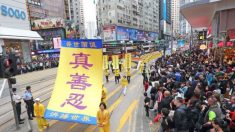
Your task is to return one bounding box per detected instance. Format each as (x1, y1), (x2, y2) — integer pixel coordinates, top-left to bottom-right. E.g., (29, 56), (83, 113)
(97, 109), (110, 126)
(126, 70), (131, 76)
(34, 103), (45, 117)
(115, 70), (120, 76)
(121, 78), (128, 86)
(105, 70), (109, 76)
(102, 87), (108, 100)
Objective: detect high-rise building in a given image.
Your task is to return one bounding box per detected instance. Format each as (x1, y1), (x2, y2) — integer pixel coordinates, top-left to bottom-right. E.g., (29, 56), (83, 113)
(159, 0), (172, 40)
(66, 0), (85, 38)
(85, 21), (97, 39)
(97, 0), (159, 37)
(171, 0), (180, 35)
(27, 0), (66, 20)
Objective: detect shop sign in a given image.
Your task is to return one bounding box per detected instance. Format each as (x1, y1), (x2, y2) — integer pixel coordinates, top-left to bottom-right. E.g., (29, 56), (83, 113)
(103, 25), (116, 42)
(0, 5), (26, 20)
(31, 18), (65, 30)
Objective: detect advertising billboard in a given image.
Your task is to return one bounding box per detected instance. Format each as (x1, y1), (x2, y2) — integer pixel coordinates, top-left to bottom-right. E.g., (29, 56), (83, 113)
(137, 30), (145, 41)
(65, 20), (80, 39)
(148, 32), (158, 41)
(129, 28), (138, 41)
(116, 26), (129, 41)
(103, 25), (116, 42)
(31, 18), (65, 30)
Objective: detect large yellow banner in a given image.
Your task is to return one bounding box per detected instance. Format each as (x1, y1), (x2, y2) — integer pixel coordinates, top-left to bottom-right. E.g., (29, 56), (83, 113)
(125, 53), (132, 69)
(112, 55), (119, 69)
(103, 55), (108, 69)
(44, 39), (103, 125)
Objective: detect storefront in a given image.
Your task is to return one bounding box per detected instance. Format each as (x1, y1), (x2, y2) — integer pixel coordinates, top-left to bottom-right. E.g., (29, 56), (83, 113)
(0, 0), (42, 63)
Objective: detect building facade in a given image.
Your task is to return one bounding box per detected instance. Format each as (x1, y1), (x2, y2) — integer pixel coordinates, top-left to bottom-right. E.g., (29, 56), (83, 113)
(159, 0), (172, 40)
(85, 21), (97, 39)
(97, 0), (159, 38)
(27, 0), (66, 20)
(171, 0), (180, 35)
(0, 0), (42, 63)
(66, 0), (85, 38)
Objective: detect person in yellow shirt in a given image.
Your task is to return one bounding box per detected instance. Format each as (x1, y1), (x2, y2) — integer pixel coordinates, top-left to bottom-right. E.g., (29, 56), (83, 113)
(101, 85), (108, 105)
(121, 76), (128, 96)
(34, 98), (49, 132)
(104, 69), (110, 83)
(114, 69), (120, 84)
(126, 68), (131, 83)
(97, 102), (110, 132)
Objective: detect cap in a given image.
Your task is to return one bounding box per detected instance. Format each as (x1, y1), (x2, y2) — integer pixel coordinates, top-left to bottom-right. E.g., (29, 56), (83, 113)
(35, 98), (40, 101)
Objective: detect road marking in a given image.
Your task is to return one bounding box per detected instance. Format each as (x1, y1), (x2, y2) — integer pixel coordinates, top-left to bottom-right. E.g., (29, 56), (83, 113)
(50, 71), (138, 130)
(128, 113), (133, 132)
(0, 79), (7, 98)
(84, 95), (124, 132)
(117, 100), (138, 132)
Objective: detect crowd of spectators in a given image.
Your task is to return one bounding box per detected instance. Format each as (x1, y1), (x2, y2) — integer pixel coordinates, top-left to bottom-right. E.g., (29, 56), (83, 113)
(143, 48), (235, 132)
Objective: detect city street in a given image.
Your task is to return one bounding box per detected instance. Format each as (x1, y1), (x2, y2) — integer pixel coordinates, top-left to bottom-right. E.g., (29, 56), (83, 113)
(0, 68), (158, 132)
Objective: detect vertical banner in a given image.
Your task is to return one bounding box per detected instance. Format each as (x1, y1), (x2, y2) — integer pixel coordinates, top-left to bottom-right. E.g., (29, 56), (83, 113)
(44, 39), (103, 125)
(112, 55), (119, 69)
(125, 53), (132, 69)
(103, 55), (108, 69)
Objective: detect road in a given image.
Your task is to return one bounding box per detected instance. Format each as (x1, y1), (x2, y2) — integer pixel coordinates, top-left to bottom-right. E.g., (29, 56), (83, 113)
(0, 68), (158, 132)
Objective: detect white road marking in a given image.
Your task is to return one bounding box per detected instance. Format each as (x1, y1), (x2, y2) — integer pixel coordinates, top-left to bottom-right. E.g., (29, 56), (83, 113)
(0, 79), (7, 98)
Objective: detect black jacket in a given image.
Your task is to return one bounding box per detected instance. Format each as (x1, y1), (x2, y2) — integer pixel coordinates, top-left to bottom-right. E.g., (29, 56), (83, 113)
(173, 105), (190, 131)
(158, 96), (173, 113)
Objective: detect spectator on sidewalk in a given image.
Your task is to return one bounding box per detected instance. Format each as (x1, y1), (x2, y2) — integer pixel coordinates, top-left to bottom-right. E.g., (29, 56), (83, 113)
(12, 88), (24, 124)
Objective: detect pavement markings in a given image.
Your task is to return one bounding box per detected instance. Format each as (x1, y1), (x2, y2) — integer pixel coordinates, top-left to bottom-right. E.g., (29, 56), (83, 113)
(84, 95), (124, 132)
(128, 114), (133, 132)
(117, 100), (138, 132)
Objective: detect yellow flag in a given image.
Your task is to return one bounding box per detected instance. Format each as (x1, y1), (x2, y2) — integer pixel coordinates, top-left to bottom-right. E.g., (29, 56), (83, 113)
(112, 55), (119, 69)
(44, 39), (103, 125)
(125, 53), (132, 69)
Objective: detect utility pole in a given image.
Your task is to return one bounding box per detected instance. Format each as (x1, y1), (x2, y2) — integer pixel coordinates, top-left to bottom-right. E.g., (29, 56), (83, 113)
(171, 21), (173, 54)
(190, 26), (193, 51)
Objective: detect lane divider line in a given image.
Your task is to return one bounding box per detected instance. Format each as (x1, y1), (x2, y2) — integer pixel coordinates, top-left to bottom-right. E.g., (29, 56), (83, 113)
(117, 100), (138, 132)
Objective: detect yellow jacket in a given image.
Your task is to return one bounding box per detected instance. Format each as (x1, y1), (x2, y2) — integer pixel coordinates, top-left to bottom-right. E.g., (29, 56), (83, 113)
(121, 78), (128, 86)
(102, 87), (108, 101)
(114, 70), (120, 76)
(104, 70), (110, 76)
(34, 103), (45, 117)
(97, 109), (110, 126)
(126, 70), (131, 76)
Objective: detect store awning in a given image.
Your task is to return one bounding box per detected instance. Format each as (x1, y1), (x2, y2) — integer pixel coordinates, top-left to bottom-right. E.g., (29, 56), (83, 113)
(0, 27), (43, 40)
(180, 0), (218, 28)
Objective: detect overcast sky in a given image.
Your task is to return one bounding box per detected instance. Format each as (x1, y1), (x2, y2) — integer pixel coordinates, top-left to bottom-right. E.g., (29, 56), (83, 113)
(83, 0), (96, 22)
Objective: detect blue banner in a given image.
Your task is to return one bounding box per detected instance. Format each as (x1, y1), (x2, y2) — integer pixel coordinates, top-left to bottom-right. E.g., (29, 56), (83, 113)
(61, 39), (103, 48)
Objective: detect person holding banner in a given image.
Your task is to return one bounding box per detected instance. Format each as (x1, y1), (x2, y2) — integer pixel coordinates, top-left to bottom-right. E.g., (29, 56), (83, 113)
(121, 76), (129, 96)
(104, 69), (110, 83)
(115, 69), (120, 84)
(101, 85), (108, 105)
(97, 102), (110, 132)
(34, 98), (49, 132)
(126, 68), (131, 83)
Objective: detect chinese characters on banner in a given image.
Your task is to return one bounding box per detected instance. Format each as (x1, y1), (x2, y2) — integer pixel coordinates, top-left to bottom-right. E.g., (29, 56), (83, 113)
(103, 55), (108, 69)
(44, 39), (103, 125)
(112, 55), (119, 69)
(125, 53), (132, 69)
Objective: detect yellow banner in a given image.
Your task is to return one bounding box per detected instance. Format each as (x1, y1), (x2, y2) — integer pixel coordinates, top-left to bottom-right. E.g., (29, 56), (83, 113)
(44, 39), (103, 125)
(125, 53), (131, 69)
(112, 55), (119, 69)
(103, 55), (108, 69)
